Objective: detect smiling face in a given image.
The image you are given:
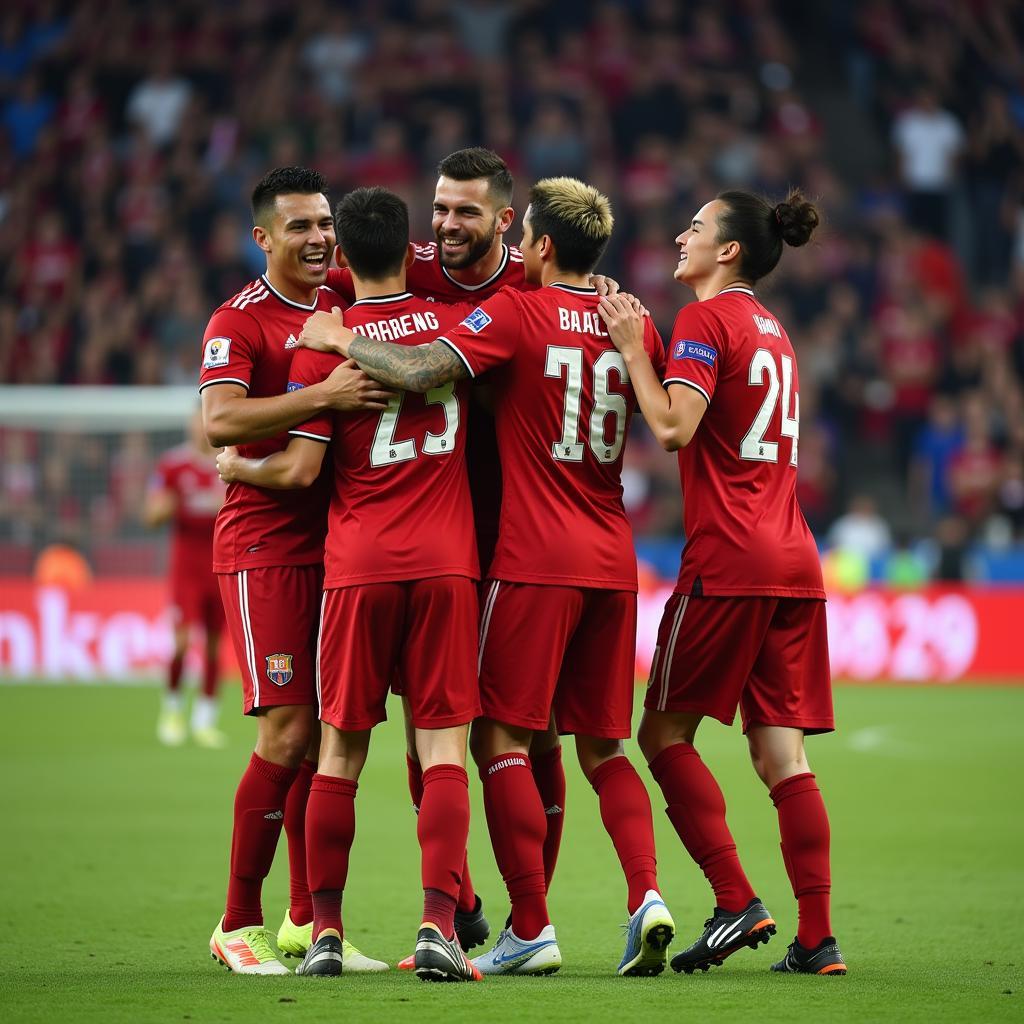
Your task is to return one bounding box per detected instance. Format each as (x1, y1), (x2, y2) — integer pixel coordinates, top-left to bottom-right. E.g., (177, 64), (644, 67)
(431, 175), (506, 270)
(256, 192), (335, 294)
(674, 198), (729, 286)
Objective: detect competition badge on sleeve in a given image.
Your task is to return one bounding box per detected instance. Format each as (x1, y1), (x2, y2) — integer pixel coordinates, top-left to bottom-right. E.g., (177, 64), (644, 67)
(203, 337), (232, 368)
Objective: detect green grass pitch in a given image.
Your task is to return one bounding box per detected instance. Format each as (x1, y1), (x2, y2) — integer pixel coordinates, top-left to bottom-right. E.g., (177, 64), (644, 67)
(1, 682), (1021, 1022)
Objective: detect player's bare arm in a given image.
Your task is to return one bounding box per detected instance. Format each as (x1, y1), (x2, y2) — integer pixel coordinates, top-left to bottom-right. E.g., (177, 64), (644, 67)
(348, 335), (469, 393)
(300, 308), (468, 394)
(216, 438), (326, 490)
(598, 294), (706, 451)
(142, 487), (176, 528)
(202, 361), (390, 447)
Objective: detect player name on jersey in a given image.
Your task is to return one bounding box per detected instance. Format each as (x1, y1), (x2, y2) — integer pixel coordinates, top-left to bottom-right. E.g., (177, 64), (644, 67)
(351, 309), (441, 343)
(558, 307), (609, 338)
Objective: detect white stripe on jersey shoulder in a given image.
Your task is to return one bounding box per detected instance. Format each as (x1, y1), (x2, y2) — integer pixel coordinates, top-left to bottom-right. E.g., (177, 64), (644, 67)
(664, 377), (711, 405)
(715, 285), (755, 297)
(261, 274), (319, 311)
(231, 281), (269, 309)
(437, 337), (475, 378)
(349, 292), (414, 307)
(508, 246), (524, 263)
(288, 429), (331, 442)
(199, 377), (250, 393)
(440, 244), (510, 291)
(550, 282), (597, 294)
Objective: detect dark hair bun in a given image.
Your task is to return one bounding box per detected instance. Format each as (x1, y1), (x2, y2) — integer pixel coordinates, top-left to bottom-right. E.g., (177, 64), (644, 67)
(774, 188), (819, 248)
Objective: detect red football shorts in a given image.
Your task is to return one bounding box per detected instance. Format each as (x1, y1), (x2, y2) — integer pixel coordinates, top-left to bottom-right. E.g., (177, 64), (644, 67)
(316, 576), (480, 732)
(170, 567), (225, 632)
(645, 594), (833, 734)
(478, 580), (637, 739)
(218, 565), (323, 715)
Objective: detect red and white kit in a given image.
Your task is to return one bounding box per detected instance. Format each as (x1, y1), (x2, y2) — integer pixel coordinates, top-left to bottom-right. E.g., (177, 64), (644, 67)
(440, 284), (666, 737)
(287, 292), (481, 732)
(150, 444), (225, 632)
(648, 285), (833, 732)
(198, 274), (342, 714)
(329, 244), (537, 574)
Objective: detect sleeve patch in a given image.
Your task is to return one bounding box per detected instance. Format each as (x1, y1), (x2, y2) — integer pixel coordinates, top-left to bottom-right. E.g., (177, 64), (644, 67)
(287, 381), (305, 391)
(461, 307), (492, 333)
(203, 337), (231, 368)
(672, 340), (717, 366)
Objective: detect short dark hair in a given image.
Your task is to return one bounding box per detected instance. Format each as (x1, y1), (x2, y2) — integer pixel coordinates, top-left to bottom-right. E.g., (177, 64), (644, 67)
(437, 147), (514, 208)
(250, 166), (328, 226)
(334, 187), (409, 280)
(527, 177), (614, 275)
(715, 188), (820, 283)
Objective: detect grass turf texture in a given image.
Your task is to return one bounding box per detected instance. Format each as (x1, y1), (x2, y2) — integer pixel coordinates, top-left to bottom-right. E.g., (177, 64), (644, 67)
(0, 683), (1020, 1023)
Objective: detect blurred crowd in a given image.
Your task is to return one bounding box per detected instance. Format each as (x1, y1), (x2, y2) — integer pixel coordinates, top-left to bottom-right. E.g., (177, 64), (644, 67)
(1, 0), (1023, 575)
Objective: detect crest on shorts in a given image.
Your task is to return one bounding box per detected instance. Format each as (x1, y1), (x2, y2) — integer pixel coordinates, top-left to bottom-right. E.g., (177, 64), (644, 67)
(266, 653), (293, 686)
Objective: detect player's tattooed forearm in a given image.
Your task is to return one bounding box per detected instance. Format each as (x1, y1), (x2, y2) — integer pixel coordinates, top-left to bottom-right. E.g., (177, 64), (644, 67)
(348, 337), (468, 392)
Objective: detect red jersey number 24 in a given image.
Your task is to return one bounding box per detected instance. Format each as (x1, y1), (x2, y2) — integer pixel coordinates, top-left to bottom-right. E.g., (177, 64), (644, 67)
(740, 348), (799, 467)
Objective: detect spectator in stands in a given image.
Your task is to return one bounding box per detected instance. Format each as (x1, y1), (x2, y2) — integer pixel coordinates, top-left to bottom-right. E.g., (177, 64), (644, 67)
(891, 86), (964, 240)
(828, 495), (892, 562)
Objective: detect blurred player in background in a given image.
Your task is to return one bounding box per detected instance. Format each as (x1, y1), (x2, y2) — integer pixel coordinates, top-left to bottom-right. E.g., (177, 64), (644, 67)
(219, 186), (483, 982)
(200, 167), (390, 976)
(303, 177), (676, 978)
(144, 408), (226, 748)
(598, 189), (846, 977)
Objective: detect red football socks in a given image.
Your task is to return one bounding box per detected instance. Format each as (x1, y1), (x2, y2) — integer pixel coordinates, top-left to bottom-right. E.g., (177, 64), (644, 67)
(284, 758), (317, 926)
(168, 653), (184, 693)
(588, 756), (660, 915)
(306, 774), (358, 942)
(223, 753), (299, 931)
(418, 764), (470, 939)
(201, 647), (218, 698)
(408, 755), (477, 914)
(650, 743), (756, 913)
(531, 744), (566, 891)
(406, 754), (424, 811)
(771, 772), (832, 948)
(481, 753), (549, 939)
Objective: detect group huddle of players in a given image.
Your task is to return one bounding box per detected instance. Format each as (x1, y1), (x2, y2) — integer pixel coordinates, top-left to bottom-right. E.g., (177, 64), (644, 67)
(194, 148), (846, 981)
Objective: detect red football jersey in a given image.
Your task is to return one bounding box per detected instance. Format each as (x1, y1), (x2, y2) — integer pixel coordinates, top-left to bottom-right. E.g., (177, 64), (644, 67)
(439, 284), (666, 591)
(288, 292), (479, 588)
(327, 241), (536, 304)
(198, 275), (341, 573)
(149, 444), (224, 577)
(663, 285), (824, 598)
(330, 242), (536, 574)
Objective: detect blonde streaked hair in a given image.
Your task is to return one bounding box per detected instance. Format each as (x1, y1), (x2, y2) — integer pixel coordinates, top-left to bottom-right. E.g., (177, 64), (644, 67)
(527, 177), (614, 273)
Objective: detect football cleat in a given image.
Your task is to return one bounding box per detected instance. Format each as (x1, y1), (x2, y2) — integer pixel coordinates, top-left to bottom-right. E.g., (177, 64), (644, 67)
(192, 725), (228, 749)
(277, 911), (388, 972)
(472, 925), (561, 976)
(396, 897), (491, 969)
(157, 708), (187, 747)
(670, 898), (776, 974)
(414, 923), (483, 982)
(209, 918), (289, 975)
(295, 933), (343, 977)
(618, 890), (675, 977)
(455, 895), (491, 952)
(771, 936), (847, 975)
